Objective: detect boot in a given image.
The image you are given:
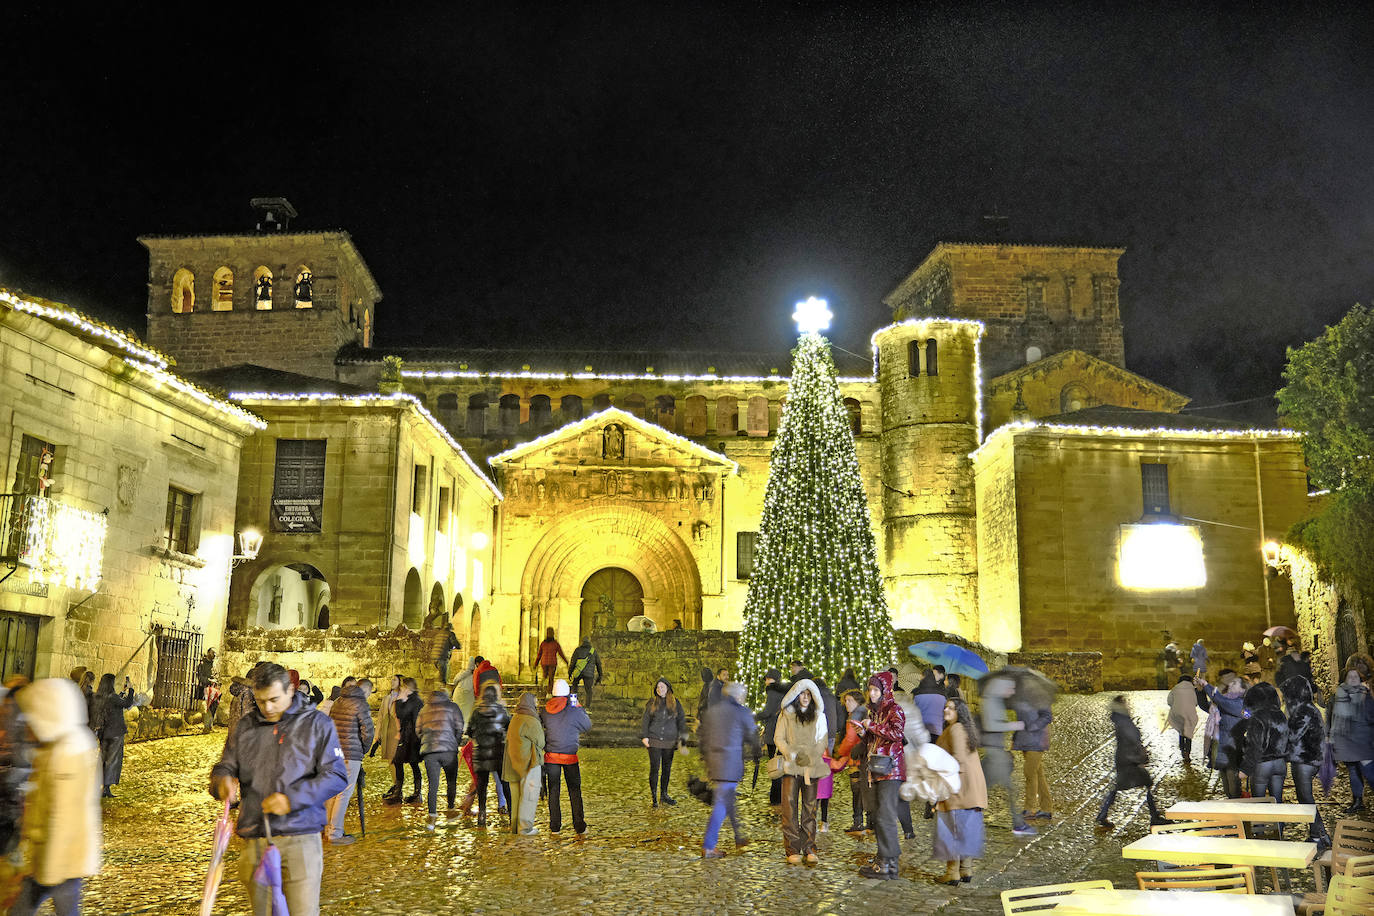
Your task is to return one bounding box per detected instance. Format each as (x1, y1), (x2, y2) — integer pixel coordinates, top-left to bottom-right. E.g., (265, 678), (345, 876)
(859, 856), (896, 880)
(940, 860), (960, 886)
(960, 858), (974, 883)
(660, 793), (677, 806)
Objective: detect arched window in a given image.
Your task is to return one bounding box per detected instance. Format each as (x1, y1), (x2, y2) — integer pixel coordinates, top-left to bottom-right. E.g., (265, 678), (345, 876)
(653, 395), (675, 430)
(212, 266), (234, 311)
(1026, 345), (1043, 364)
(844, 398), (863, 436)
(436, 393), (459, 430)
(716, 396), (739, 435)
(467, 394), (488, 435)
(171, 268), (195, 314)
(294, 266), (314, 308)
(908, 339), (920, 377)
(1060, 382), (1092, 414)
(682, 395), (707, 436)
(253, 266), (274, 310)
(747, 396), (770, 437)
(592, 393), (612, 411)
(560, 395), (583, 422)
(925, 338), (939, 376)
(623, 393), (647, 419)
(529, 394), (553, 432)
(499, 394), (521, 433)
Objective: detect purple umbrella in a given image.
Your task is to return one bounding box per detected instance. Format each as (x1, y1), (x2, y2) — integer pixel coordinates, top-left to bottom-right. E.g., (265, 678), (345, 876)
(253, 816), (290, 916)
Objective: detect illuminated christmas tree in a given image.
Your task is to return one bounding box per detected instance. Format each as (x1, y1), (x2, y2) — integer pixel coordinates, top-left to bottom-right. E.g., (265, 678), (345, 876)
(737, 297), (896, 700)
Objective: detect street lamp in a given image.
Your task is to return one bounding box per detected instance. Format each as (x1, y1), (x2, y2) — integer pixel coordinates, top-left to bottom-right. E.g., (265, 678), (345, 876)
(1262, 540), (1282, 570)
(232, 529), (263, 567)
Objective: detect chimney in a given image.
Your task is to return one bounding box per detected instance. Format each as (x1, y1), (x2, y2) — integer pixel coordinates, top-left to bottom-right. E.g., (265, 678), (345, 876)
(250, 197), (298, 233)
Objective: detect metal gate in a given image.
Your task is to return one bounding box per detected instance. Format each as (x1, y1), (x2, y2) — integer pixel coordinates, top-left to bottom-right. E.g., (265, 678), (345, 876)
(0, 613), (38, 681)
(152, 624), (202, 710)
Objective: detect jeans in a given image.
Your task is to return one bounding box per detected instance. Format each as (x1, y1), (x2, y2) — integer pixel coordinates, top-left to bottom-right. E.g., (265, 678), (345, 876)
(873, 778), (902, 860)
(1097, 784), (1161, 822)
(572, 676), (594, 709)
(1346, 762), (1367, 801)
(1251, 759), (1286, 801)
(1023, 750), (1053, 813)
(510, 767), (542, 833)
(393, 760), (421, 797)
(10, 878), (82, 916)
(703, 780), (740, 850)
(982, 747), (1025, 828)
(474, 769), (510, 820)
(648, 746), (675, 800)
(544, 761), (585, 833)
(781, 774), (818, 856)
(1292, 762), (1330, 842)
(239, 834), (323, 916)
(325, 758), (362, 838)
(437, 658), (450, 685)
(423, 752), (458, 815)
(848, 770), (873, 829)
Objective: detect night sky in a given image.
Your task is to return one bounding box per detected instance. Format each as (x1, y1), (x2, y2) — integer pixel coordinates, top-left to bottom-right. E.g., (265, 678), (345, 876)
(3, 5), (1371, 419)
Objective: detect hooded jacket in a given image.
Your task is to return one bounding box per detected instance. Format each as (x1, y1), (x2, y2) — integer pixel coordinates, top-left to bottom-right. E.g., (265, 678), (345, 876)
(1239, 698), (1289, 776)
(17, 679), (101, 885)
(329, 685), (375, 763)
(1010, 700), (1053, 752)
(1165, 680), (1199, 736)
(209, 690), (348, 838)
(417, 690), (465, 757)
(1276, 654), (1312, 693)
(541, 695), (592, 762)
(1203, 682), (1247, 770)
(913, 670), (948, 735)
(503, 693), (545, 782)
(568, 640), (602, 683)
(1109, 702), (1152, 790)
(465, 689), (509, 773)
(641, 678), (685, 748)
(1281, 677), (1326, 766)
(774, 679), (830, 780)
(863, 672), (906, 782)
(699, 688), (760, 783)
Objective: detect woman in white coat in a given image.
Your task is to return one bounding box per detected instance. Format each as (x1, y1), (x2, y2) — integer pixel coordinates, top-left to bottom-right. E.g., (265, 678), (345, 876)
(1165, 674), (1200, 763)
(12, 678), (101, 916)
(774, 678), (829, 865)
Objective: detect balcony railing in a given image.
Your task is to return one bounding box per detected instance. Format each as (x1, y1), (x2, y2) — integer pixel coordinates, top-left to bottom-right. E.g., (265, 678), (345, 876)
(0, 493), (107, 590)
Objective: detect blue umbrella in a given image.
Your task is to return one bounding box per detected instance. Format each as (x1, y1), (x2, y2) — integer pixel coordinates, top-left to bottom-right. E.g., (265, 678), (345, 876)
(253, 816), (290, 916)
(908, 641), (988, 679)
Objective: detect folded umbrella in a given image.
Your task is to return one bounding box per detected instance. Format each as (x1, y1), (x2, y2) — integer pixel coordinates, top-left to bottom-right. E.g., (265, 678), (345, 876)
(199, 797), (234, 916)
(253, 816), (290, 916)
(908, 642), (988, 679)
(356, 765), (366, 837)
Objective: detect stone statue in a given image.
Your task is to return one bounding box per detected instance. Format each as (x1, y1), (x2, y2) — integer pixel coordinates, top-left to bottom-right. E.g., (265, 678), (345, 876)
(256, 275), (272, 301)
(603, 423), (624, 460)
(596, 594), (615, 630)
(294, 269), (313, 303)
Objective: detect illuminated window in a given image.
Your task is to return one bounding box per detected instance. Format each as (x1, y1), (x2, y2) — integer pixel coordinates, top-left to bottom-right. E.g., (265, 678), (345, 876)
(1027, 345), (1043, 364)
(437, 486), (451, 535)
(1141, 463), (1170, 516)
(212, 267), (234, 311)
(164, 486), (197, 554)
(6, 435), (56, 556)
(926, 338), (939, 376)
(294, 266), (314, 308)
(171, 268), (195, 314)
(253, 266), (274, 310)
(736, 531), (758, 579)
(1118, 523), (1205, 589)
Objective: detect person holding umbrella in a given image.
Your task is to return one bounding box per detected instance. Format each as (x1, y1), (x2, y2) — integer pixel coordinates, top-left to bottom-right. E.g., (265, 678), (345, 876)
(209, 662), (347, 916)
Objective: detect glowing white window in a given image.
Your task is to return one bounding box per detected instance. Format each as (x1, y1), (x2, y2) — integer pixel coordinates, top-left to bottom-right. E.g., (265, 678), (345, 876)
(1118, 523), (1206, 590)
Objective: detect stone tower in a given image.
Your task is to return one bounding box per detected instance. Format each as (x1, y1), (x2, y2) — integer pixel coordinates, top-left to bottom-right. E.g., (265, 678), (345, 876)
(140, 208), (381, 380)
(883, 242), (1126, 377)
(874, 319), (983, 636)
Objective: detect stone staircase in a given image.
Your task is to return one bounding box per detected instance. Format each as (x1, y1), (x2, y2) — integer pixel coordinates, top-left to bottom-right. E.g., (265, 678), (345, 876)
(499, 681), (691, 748)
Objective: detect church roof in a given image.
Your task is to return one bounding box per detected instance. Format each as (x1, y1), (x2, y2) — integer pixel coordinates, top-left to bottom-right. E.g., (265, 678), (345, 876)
(183, 364), (373, 398)
(987, 349), (1190, 409)
(1050, 405), (1255, 431)
(337, 344), (875, 380)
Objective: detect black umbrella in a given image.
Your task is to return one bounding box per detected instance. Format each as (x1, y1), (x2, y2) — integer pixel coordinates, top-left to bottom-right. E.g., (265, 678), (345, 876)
(356, 767), (366, 837)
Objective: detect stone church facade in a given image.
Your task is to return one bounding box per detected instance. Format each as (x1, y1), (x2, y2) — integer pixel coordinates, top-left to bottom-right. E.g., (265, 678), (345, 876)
(140, 224), (1313, 684)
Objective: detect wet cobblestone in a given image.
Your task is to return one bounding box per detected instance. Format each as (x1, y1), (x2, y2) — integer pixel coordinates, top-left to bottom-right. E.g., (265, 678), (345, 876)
(87, 691), (1360, 914)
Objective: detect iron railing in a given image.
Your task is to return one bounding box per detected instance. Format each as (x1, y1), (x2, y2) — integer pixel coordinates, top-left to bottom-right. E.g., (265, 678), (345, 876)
(0, 493), (37, 564)
(152, 624), (203, 710)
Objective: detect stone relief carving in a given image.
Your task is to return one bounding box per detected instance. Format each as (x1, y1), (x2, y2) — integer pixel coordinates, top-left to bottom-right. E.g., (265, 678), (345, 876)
(603, 423), (625, 460)
(116, 464), (140, 512)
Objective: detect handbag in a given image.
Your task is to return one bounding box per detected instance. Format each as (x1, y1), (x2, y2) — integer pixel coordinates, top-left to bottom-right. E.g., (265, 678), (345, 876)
(767, 754), (784, 780)
(867, 754), (895, 777)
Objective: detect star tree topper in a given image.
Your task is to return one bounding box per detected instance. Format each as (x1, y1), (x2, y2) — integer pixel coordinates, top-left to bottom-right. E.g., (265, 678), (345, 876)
(792, 296), (833, 334)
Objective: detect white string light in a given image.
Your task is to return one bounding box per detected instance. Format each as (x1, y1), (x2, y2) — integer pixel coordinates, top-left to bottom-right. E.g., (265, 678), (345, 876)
(400, 367), (873, 384)
(970, 419), (1301, 461)
(21, 497), (107, 591)
(1, 290), (171, 368)
(487, 406), (740, 473)
(228, 391), (504, 501)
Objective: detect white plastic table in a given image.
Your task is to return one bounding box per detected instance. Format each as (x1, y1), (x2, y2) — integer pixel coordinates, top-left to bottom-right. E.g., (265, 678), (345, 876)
(1052, 888), (1295, 915)
(1164, 800), (1317, 824)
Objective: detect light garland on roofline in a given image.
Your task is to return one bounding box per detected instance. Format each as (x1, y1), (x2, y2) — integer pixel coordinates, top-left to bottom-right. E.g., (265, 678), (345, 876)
(228, 391), (503, 501)
(400, 368), (874, 384)
(969, 419), (1302, 461)
(1, 290), (170, 368)
(486, 406), (740, 474)
(131, 360), (266, 430)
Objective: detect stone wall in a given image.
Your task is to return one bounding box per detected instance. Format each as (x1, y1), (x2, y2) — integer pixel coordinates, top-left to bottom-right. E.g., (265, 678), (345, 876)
(1285, 548), (1371, 698)
(1008, 651), (1103, 694)
(591, 628), (739, 712)
(219, 626), (445, 697)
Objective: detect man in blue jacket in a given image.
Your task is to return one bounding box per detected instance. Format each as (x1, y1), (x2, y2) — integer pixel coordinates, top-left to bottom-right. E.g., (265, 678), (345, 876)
(540, 679), (592, 834)
(211, 662), (348, 916)
(700, 681), (761, 857)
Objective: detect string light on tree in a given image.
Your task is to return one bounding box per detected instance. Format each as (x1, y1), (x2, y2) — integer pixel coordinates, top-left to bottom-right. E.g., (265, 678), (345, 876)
(737, 297), (896, 701)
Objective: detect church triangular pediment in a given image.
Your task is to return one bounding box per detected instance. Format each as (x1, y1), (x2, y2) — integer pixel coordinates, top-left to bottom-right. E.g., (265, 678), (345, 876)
(987, 349), (1190, 408)
(487, 407), (738, 474)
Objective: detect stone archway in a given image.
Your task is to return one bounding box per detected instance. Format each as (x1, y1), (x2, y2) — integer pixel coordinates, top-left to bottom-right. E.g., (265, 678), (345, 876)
(247, 563), (329, 630)
(521, 505), (703, 648)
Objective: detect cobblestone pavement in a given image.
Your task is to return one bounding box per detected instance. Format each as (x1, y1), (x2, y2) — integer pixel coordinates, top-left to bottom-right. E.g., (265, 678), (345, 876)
(86, 691), (1359, 915)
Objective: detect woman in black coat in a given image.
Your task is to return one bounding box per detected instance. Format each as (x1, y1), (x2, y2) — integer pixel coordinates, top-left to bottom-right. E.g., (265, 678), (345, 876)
(1095, 696), (1165, 829)
(1238, 682), (1288, 801)
(640, 677), (685, 807)
(388, 677), (424, 804)
(464, 683), (510, 826)
(1281, 675), (1331, 848)
(95, 673), (135, 798)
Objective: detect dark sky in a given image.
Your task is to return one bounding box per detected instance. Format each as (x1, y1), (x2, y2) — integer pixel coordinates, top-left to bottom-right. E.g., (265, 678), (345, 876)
(3, 4), (1372, 417)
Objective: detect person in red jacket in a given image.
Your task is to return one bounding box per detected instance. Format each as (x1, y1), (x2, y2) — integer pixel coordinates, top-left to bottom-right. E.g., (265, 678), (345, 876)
(858, 671), (905, 880)
(536, 629), (569, 698)
(832, 690), (872, 835)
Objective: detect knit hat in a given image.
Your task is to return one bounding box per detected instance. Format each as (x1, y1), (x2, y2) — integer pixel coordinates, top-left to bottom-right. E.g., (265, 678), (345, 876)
(552, 679), (570, 697)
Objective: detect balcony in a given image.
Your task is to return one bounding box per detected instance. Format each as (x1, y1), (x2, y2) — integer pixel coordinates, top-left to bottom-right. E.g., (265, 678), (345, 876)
(1, 493), (108, 591)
